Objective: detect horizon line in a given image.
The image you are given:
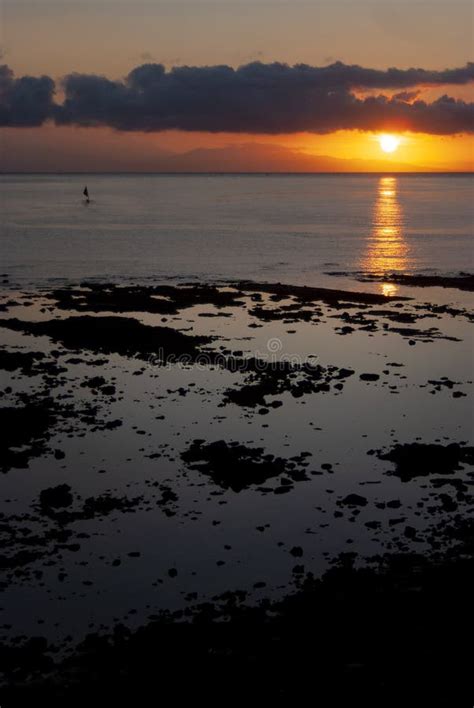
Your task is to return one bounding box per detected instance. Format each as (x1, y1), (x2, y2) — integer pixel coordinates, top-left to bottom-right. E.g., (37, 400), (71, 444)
(1, 170), (473, 177)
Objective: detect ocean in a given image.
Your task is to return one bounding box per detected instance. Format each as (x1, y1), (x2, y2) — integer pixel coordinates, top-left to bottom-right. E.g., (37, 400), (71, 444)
(1, 173), (472, 290)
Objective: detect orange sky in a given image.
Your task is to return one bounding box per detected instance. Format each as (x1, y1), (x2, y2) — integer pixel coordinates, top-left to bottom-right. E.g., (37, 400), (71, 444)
(2, 125), (472, 172)
(151, 129), (474, 171)
(1, 0), (473, 171)
(4, 0), (473, 78)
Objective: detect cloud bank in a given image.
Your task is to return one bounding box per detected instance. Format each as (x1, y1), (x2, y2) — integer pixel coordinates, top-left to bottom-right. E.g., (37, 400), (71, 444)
(1, 61), (473, 134)
(0, 65), (55, 127)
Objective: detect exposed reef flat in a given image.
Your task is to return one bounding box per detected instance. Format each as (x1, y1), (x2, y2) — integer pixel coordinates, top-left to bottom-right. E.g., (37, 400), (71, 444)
(373, 442), (474, 482)
(181, 439), (315, 492)
(43, 281), (408, 316)
(1, 542), (472, 703)
(326, 270), (474, 292)
(0, 316), (210, 361)
(235, 279), (410, 304)
(47, 283), (245, 315)
(0, 279), (472, 703)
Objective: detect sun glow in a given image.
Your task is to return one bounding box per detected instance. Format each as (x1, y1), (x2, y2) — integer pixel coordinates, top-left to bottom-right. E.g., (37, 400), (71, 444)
(379, 134), (400, 153)
(361, 176), (409, 296)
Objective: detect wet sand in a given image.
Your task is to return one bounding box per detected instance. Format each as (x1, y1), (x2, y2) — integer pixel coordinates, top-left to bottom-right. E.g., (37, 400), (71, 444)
(0, 279), (472, 703)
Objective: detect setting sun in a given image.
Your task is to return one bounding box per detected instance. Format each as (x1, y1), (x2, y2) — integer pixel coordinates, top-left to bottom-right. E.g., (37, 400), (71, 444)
(379, 134), (400, 153)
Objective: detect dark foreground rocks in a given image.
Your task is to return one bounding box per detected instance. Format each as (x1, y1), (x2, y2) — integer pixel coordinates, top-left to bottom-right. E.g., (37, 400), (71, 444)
(0, 316), (210, 362)
(222, 358), (354, 408)
(236, 279), (408, 305)
(362, 272), (474, 292)
(47, 282), (245, 315)
(0, 549), (472, 705)
(0, 403), (56, 471)
(44, 280), (406, 315)
(326, 270), (474, 292)
(374, 442), (474, 482)
(181, 439), (312, 492)
(0, 393), (120, 472)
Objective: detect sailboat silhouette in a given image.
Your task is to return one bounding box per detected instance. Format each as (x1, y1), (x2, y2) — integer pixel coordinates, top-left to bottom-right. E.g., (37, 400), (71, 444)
(83, 186), (90, 204)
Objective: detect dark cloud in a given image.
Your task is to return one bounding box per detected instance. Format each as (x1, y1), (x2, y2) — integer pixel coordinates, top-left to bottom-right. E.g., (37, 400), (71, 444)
(0, 64), (55, 127)
(341, 93), (474, 135)
(1, 61), (473, 134)
(392, 90), (421, 102)
(306, 61), (474, 89)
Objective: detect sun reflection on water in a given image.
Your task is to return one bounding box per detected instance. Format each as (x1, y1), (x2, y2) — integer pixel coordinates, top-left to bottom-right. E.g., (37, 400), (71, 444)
(381, 282), (398, 297)
(362, 176), (409, 296)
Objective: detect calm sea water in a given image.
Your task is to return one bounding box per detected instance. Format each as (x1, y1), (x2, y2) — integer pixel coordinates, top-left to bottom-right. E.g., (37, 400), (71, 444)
(1, 173), (472, 289)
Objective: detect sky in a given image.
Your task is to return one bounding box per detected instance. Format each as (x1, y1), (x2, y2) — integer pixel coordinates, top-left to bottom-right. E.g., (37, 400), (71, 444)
(1, 0), (473, 171)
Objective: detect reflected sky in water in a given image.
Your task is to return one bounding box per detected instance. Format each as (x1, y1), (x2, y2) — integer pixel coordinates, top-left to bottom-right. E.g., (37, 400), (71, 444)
(362, 176), (409, 296)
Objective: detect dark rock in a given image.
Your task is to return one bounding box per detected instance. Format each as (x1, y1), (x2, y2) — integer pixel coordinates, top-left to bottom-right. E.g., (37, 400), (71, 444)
(340, 494), (368, 507)
(376, 443), (474, 482)
(39, 485), (73, 510)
